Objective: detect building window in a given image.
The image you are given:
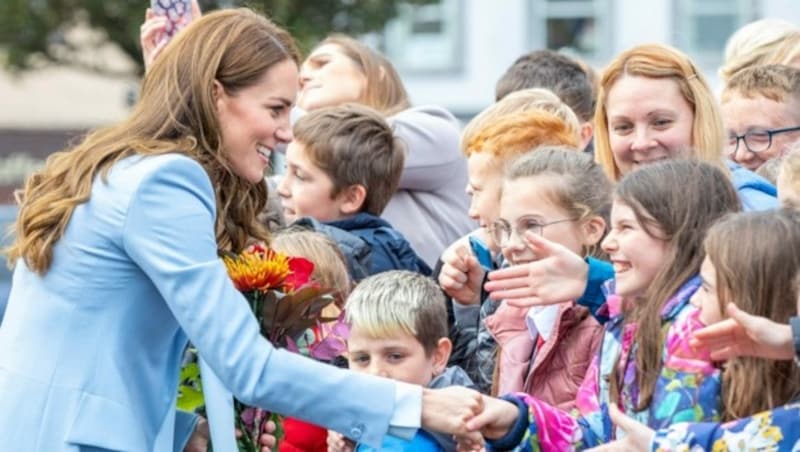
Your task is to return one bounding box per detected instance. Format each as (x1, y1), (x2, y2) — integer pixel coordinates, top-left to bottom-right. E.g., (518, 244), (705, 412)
(673, 0), (759, 64)
(528, 0), (612, 63)
(380, 0), (464, 74)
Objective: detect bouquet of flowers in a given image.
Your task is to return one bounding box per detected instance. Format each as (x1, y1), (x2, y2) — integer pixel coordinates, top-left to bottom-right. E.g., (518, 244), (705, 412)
(177, 244), (349, 451)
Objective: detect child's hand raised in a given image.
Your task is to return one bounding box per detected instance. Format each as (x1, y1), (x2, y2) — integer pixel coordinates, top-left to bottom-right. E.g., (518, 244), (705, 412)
(140, 0), (202, 71)
(327, 430), (355, 452)
(690, 303), (794, 361)
(484, 232), (588, 308)
(439, 239), (486, 306)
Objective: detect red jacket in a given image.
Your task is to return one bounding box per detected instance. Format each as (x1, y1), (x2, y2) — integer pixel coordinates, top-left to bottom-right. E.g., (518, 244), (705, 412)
(485, 302), (602, 411)
(279, 417), (327, 452)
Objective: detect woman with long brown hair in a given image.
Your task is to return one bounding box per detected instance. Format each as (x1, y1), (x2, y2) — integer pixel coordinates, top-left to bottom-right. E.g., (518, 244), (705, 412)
(0, 9), (480, 451)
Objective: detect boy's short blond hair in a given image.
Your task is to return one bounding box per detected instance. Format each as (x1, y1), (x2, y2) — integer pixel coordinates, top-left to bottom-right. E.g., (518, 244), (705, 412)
(292, 104), (405, 216)
(720, 19), (799, 82)
(461, 88), (581, 153)
(271, 227), (352, 301)
(344, 270), (447, 355)
(722, 64), (800, 107)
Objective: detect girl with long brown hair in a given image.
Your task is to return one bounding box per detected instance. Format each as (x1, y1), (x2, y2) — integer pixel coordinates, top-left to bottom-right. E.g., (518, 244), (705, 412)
(694, 210), (800, 420)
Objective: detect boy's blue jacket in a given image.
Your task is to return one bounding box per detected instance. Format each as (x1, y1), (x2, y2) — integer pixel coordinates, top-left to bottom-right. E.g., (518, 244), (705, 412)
(294, 213), (432, 279)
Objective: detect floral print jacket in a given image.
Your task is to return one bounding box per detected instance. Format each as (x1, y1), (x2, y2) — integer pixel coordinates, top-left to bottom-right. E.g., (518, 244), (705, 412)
(650, 402), (800, 451)
(500, 276), (722, 451)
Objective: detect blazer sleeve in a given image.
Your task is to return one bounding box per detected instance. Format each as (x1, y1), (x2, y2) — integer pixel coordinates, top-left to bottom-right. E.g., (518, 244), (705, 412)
(121, 156), (399, 447)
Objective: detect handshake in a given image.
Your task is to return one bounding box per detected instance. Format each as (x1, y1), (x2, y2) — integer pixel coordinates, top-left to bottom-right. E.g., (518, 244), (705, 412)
(185, 386), (522, 452)
(327, 386), (522, 452)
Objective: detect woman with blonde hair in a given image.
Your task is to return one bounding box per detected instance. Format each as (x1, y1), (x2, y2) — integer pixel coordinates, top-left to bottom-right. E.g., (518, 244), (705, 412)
(594, 43), (777, 211)
(0, 8), (482, 451)
(719, 18), (800, 83)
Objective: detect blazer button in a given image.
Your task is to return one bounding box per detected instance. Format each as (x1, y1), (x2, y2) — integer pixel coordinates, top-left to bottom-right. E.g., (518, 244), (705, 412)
(349, 422), (365, 440)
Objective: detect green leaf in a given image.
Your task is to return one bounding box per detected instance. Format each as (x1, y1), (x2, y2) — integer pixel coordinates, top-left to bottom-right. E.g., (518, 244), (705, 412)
(176, 361), (205, 412)
(177, 385), (206, 412)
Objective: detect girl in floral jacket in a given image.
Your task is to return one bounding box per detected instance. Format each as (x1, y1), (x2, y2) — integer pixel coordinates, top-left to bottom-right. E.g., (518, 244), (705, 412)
(586, 209), (800, 452)
(460, 160), (741, 451)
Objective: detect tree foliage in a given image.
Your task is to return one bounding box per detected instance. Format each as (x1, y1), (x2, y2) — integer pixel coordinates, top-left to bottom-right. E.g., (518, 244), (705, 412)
(0, 0), (430, 77)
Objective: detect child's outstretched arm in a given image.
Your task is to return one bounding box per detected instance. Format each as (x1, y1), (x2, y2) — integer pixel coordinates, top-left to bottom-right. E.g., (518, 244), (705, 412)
(690, 303), (794, 361)
(484, 232), (613, 321)
(463, 392), (608, 451)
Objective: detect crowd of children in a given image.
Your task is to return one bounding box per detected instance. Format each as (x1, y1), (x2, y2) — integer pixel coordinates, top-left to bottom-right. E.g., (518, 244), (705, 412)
(221, 14), (800, 451)
(33, 7), (800, 451)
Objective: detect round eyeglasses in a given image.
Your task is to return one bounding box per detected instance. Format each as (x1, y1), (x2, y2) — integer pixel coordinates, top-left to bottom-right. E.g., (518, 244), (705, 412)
(727, 126), (800, 155)
(490, 217), (577, 247)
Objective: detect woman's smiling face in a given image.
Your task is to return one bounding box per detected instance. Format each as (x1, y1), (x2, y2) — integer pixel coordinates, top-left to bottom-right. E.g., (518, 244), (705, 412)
(605, 75), (694, 176)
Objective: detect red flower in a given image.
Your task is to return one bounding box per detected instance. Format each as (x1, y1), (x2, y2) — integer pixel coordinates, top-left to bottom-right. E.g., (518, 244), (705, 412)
(282, 256), (315, 292)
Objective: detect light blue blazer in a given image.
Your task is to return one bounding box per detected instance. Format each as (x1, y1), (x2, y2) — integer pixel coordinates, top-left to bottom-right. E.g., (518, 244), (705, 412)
(0, 154), (400, 451)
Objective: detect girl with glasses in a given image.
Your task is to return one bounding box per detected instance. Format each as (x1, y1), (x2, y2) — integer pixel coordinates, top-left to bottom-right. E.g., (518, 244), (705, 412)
(484, 146), (609, 411)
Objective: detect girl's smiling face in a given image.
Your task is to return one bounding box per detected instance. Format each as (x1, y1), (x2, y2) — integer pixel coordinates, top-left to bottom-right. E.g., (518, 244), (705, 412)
(497, 176), (593, 265)
(601, 200), (671, 299)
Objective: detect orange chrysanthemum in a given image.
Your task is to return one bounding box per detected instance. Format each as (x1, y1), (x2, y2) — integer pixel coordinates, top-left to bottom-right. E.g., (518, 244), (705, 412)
(223, 246), (291, 293)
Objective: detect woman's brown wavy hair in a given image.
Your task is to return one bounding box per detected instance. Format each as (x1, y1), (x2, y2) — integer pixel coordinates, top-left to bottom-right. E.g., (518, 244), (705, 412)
(705, 209), (800, 420)
(6, 8), (300, 274)
(609, 159), (740, 410)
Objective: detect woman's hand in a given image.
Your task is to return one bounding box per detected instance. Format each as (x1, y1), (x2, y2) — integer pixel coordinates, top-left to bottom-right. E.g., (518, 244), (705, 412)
(184, 417), (209, 452)
(140, 0), (202, 71)
(586, 404), (654, 452)
(484, 232), (588, 308)
(439, 238), (486, 306)
(690, 303), (794, 361)
(421, 386), (484, 435)
(327, 430), (355, 452)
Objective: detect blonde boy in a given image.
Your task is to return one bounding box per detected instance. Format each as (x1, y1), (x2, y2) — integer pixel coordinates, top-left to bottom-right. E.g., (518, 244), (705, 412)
(722, 64), (800, 171)
(328, 270), (474, 451)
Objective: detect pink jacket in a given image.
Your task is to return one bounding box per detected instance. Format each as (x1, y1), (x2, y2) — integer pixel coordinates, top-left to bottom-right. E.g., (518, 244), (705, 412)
(485, 302), (602, 411)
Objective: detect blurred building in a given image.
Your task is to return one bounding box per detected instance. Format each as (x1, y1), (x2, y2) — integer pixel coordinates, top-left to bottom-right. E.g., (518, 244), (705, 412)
(381, 0), (800, 119)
